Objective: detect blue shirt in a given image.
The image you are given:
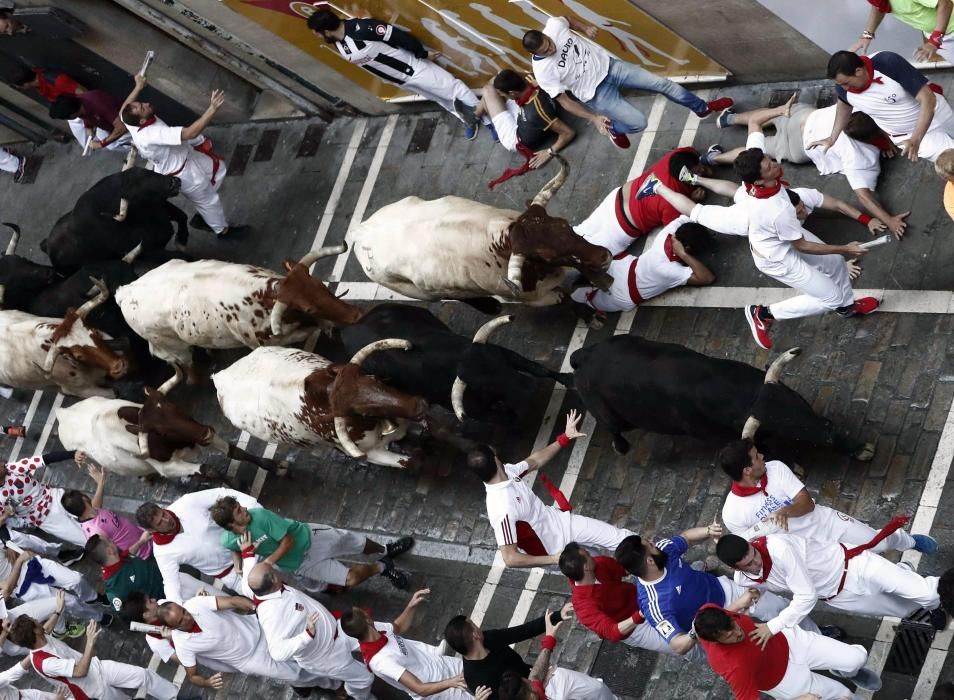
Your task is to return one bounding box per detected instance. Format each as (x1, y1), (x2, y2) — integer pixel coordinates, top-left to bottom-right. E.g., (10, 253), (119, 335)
(635, 536), (726, 642)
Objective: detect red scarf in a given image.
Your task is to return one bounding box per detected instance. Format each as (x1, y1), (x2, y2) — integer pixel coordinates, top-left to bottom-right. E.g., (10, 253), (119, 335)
(188, 622), (202, 634)
(137, 116), (157, 129)
(359, 633), (389, 670)
(747, 537), (773, 584)
(846, 515), (910, 558)
(744, 178), (788, 199)
(515, 84), (537, 107)
(847, 56), (884, 94)
(532, 679), (548, 700)
(488, 141), (536, 190)
(663, 235), (681, 263)
(252, 585), (285, 608)
(867, 0), (891, 11)
(730, 474), (768, 497)
(151, 510), (182, 545)
(101, 550), (130, 581)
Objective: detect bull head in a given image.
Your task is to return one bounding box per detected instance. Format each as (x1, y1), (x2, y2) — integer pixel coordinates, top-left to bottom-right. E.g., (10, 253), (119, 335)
(113, 148), (138, 223)
(42, 278), (128, 378)
(451, 315), (512, 420)
(270, 244), (362, 336)
(136, 367), (212, 459)
(742, 347), (802, 439)
(330, 338), (423, 458)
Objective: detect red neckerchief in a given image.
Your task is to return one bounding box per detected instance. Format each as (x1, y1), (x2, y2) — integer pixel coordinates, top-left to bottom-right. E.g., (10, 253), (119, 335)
(359, 633), (389, 670)
(663, 235), (681, 263)
(151, 510), (182, 545)
(746, 537), (773, 584)
(515, 84), (537, 107)
(867, 0), (891, 12)
(137, 116), (157, 129)
(101, 549), (130, 581)
(187, 622), (202, 634)
(744, 178), (788, 199)
(252, 585), (285, 608)
(730, 474), (768, 497)
(532, 679), (548, 700)
(847, 56), (884, 94)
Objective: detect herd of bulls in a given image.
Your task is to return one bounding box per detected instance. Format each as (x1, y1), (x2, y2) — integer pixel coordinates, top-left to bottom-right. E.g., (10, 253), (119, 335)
(0, 156), (876, 482)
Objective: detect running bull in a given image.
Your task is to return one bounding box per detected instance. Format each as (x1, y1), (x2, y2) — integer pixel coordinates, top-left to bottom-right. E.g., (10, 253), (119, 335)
(114, 246), (360, 380)
(0, 224), (57, 310)
(56, 370), (285, 480)
(571, 336), (875, 461)
(351, 156), (612, 310)
(212, 341), (427, 468)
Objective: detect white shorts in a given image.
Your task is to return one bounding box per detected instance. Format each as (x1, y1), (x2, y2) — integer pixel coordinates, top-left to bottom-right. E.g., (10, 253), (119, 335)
(492, 102), (520, 152)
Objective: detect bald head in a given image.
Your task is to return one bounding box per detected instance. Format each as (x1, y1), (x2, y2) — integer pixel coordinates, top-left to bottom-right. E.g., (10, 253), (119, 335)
(248, 561), (281, 596)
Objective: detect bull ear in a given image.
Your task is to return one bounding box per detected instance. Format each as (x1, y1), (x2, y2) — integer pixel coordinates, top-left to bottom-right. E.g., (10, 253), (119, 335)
(283, 260), (295, 272)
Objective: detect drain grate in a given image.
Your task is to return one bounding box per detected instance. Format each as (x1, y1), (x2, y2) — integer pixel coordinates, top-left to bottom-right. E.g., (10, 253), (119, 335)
(296, 123), (325, 158)
(884, 609), (935, 676)
(407, 118), (438, 154)
(226, 144), (253, 177)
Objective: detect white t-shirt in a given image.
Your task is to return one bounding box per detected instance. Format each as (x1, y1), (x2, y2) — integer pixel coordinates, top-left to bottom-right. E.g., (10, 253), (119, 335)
(171, 595), (264, 669)
(485, 462), (572, 555)
(368, 622), (464, 700)
(128, 116), (192, 174)
(722, 460), (843, 540)
(532, 16), (610, 102)
(546, 667), (616, 700)
(635, 216), (695, 300)
(743, 183), (813, 264)
(31, 637), (110, 698)
(803, 106), (880, 191)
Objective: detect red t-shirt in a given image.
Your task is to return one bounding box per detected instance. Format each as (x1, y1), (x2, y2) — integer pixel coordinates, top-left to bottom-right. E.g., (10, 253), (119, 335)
(628, 147), (698, 233)
(696, 605), (789, 700)
(570, 556), (642, 642)
(33, 69), (80, 102)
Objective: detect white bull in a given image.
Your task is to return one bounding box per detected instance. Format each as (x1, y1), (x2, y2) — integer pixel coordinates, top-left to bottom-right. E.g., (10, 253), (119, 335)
(352, 157), (612, 306)
(0, 283), (128, 398)
(114, 246), (361, 379)
(212, 341), (427, 468)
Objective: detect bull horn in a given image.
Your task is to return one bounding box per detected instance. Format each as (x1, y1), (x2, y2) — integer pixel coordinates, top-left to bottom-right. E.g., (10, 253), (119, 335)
(0, 284), (4, 305)
(741, 416), (761, 440)
(505, 254), (526, 294)
(298, 243), (347, 269)
(269, 301), (289, 336)
(42, 344), (62, 373)
(453, 315), (513, 420)
(121, 242), (143, 264)
(114, 198), (129, 223)
(529, 154), (569, 208)
(765, 347), (802, 384)
(122, 147), (137, 171)
(3, 223), (19, 255)
(349, 338), (411, 367)
(138, 429), (151, 458)
(77, 278), (109, 318)
(157, 366), (184, 395)
(333, 416), (365, 458)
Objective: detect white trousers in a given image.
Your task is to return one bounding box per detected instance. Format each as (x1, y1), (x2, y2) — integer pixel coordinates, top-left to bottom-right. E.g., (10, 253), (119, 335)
(758, 247), (854, 320)
(881, 69), (954, 162)
(572, 255), (640, 313)
(67, 118), (131, 152)
(564, 512), (634, 554)
(623, 619), (707, 663)
(36, 490), (86, 546)
(75, 659), (179, 700)
(299, 635), (375, 700)
(403, 61), (479, 125)
(7, 529), (61, 557)
(830, 511), (916, 554)
(690, 202), (748, 237)
(575, 187), (637, 255)
(767, 624), (867, 700)
(829, 549), (940, 618)
(0, 149), (18, 174)
(719, 577), (821, 634)
(168, 150), (228, 234)
(17, 556), (104, 624)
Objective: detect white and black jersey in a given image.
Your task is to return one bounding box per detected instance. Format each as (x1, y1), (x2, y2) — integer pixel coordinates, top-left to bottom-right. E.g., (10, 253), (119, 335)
(335, 18), (429, 85)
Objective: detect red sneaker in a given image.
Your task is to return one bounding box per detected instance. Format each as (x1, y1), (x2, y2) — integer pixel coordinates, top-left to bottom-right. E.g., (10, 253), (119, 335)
(838, 297), (880, 317)
(698, 97), (735, 118)
(3, 426), (24, 438)
(608, 128), (631, 149)
(744, 304), (774, 349)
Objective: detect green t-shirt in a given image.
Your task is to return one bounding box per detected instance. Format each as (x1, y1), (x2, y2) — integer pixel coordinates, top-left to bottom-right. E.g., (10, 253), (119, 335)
(105, 555), (165, 612)
(888, 0), (954, 34)
(220, 507), (311, 572)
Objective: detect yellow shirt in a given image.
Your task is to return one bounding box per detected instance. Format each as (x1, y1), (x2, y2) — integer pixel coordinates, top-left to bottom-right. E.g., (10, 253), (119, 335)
(945, 181), (954, 221)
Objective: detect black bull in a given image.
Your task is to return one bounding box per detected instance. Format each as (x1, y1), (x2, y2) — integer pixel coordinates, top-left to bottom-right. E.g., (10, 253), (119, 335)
(571, 336), (874, 461)
(338, 303), (572, 435)
(41, 168), (189, 274)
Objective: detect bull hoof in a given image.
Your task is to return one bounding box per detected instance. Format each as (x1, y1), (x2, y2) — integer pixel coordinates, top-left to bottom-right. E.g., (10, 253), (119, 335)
(853, 442), (876, 461)
(588, 312), (606, 331)
(612, 434), (630, 455)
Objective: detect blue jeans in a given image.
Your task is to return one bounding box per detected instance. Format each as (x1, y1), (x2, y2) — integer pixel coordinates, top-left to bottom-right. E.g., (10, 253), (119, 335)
(584, 58), (708, 134)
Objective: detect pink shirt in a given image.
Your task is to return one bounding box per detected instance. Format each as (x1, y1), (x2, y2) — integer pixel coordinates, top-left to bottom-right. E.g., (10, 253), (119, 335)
(80, 508), (152, 559)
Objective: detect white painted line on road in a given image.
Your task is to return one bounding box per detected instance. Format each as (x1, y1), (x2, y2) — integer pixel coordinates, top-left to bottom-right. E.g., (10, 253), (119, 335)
(34, 393), (63, 456)
(678, 90), (709, 149)
(309, 119), (367, 262)
(4, 390), (42, 463)
(626, 96), (667, 181)
(329, 114), (399, 282)
(914, 629), (954, 700)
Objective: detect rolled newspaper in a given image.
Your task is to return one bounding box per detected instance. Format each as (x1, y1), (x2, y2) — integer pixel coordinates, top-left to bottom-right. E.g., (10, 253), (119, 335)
(738, 518), (784, 541)
(138, 50), (155, 77)
(81, 134), (93, 157)
(130, 621), (165, 635)
(859, 234), (892, 249)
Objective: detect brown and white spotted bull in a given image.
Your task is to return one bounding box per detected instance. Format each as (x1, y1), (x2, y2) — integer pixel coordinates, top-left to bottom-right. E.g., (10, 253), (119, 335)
(114, 245), (361, 378)
(55, 370), (286, 479)
(0, 281), (128, 397)
(212, 340), (427, 468)
(352, 156), (612, 309)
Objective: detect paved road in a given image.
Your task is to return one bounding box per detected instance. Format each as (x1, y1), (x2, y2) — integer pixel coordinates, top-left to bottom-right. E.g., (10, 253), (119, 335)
(3, 74), (954, 700)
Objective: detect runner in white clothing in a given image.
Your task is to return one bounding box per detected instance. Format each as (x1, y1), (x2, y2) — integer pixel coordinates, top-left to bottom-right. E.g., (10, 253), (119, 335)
(717, 531), (949, 646)
(717, 438), (934, 555)
(470, 410), (633, 569)
(342, 588), (469, 700)
(0, 658), (65, 699)
(570, 216), (715, 313)
(8, 614), (177, 699)
(496, 611), (616, 700)
(136, 487), (261, 602)
(120, 74), (248, 237)
(245, 550), (376, 700)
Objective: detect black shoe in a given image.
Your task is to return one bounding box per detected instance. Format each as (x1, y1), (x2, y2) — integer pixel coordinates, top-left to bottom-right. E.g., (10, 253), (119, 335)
(219, 224), (252, 238)
(188, 214), (213, 232)
(385, 536), (414, 558)
(453, 98), (478, 128)
(291, 687), (313, 697)
(379, 556), (410, 590)
(930, 606), (948, 630)
(57, 547), (85, 566)
(819, 625), (844, 640)
(100, 613), (114, 628)
(13, 157), (26, 184)
(94, 593), (110, 606)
